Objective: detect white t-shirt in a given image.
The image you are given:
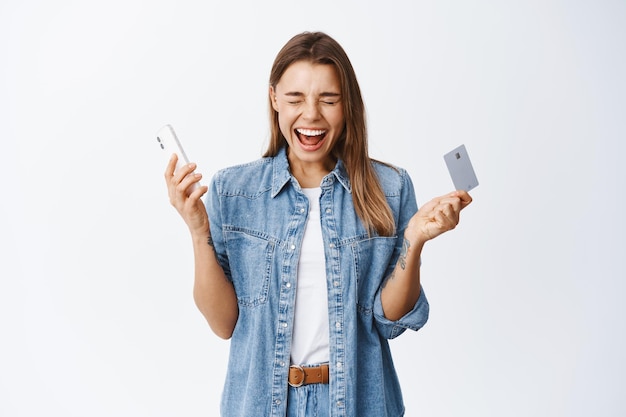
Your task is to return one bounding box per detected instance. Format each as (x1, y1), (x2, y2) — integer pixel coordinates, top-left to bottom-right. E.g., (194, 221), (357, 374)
(290, 187), (330, 366)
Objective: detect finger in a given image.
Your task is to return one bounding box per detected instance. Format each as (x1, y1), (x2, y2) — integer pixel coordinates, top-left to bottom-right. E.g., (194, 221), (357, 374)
(430, 210), (453, 236)
(187, 184), (209, 203)
(173, 162), (197, 184)
(175, 172), (202, 198)
(440, 203), (459, 225)
(434, 208), (458, 233)
(430, 197), (459, 222)
(428, 191), (462, 210)
(440, 191), (472, 211)
(454, 190), (473, 208)
(418, 197), (441, 213)
(164, 153), (178, 179)
(419, 190), (470, 218)
(440, 202), (454, 219)
(170, 164), (198, 199)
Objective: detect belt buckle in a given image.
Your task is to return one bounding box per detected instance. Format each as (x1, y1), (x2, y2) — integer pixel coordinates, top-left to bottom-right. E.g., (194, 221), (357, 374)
(288, 365), (305, 387)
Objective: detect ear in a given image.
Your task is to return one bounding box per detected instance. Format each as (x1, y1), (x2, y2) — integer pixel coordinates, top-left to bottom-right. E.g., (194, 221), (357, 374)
(269, 86), (279, 112)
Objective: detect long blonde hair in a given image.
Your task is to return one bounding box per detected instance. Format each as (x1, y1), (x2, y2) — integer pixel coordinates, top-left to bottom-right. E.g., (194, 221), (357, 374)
(264, 32), (395, 236)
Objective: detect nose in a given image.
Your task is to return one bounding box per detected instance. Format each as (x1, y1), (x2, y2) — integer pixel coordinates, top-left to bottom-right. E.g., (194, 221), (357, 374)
(302, 99), (321, 121)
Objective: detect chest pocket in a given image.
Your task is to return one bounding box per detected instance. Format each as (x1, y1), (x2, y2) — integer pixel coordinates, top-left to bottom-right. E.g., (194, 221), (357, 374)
(224, 229), (274, 307)
(353, 236), (397, 309)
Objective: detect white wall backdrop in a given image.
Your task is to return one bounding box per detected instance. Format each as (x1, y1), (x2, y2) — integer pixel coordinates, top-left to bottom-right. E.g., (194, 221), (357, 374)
(1, 0), (625, 416)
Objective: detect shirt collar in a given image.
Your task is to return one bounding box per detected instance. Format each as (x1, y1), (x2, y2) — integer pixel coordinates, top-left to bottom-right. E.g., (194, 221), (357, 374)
(271, 147), (352, 198)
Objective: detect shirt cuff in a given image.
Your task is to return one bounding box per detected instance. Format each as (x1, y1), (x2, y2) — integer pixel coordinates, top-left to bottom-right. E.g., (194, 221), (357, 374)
(373, 286), (430, 339)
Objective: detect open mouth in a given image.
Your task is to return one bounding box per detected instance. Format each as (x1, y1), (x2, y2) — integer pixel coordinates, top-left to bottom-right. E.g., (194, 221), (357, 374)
(295, 128), (327, 151)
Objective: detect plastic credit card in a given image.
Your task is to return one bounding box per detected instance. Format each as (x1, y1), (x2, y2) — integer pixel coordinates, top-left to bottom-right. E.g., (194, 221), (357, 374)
(444, 144), (479, 191)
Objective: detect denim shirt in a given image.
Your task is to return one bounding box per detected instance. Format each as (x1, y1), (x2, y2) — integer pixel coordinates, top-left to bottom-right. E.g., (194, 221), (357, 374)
(207, 147), (429, 417)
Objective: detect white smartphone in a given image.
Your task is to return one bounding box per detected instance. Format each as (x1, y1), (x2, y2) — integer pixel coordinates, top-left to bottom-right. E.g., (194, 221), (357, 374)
(156, 124), (200, 193)
(444, 144), (479, 191)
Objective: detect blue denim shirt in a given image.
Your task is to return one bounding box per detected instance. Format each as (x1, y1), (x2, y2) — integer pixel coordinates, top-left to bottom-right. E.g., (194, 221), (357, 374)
(207, 147), (429, 417)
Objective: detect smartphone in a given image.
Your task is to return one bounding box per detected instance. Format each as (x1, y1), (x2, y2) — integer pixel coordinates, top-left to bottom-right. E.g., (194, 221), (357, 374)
(444, 144), (479, 191)
(156, 124), (200, 193)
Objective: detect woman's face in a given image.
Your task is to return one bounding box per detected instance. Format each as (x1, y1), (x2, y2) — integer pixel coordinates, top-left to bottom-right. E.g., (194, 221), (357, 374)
(270, 60), (345, 175)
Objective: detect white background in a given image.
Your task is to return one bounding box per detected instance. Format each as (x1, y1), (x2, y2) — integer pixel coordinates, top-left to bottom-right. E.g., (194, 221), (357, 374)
(1, 1), (625, 416)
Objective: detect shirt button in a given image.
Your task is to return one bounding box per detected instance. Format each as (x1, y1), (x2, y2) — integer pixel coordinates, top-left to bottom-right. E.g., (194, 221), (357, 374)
(290, 244), (296, 250)
(286, 282), (291, 288)
(337, 361), (342, 369)
(329, 243), (335, 248)
(275, 399), (281, 405)
(280, 361), (285, 367)
(300, 208), (305, 213)
(335, 322), (341, 328)
(337, 401), (343, 407)
(326, 208), (332, 214)
(334, 281), (339, 287)
(282, 322), (288, 328)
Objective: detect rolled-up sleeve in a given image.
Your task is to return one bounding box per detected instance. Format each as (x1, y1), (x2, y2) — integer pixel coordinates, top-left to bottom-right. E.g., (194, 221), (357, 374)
(373, 287), (429, 339)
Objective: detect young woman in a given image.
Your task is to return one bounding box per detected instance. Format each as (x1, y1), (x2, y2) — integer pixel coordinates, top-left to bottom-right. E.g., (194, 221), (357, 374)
(165, 31), (472, 417)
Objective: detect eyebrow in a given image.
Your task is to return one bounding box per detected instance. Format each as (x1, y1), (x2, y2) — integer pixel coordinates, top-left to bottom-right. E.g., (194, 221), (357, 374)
(284, 91), (341, 98)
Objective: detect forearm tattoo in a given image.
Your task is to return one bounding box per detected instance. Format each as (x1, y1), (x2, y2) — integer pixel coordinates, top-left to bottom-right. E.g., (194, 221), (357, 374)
(398, 238), (410, 270)
(207, 235), (218, 257)
(382, 238), (411, 288)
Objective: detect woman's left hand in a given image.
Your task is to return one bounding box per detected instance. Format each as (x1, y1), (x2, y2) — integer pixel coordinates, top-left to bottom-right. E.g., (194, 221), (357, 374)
(406, 190), (473, 245)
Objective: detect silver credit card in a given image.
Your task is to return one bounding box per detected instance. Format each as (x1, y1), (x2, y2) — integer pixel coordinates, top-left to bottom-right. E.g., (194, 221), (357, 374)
(444, 144), (479, 191)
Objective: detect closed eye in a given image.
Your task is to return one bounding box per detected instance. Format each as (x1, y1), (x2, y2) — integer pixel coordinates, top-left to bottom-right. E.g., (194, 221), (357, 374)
(320, 92), (341, 106)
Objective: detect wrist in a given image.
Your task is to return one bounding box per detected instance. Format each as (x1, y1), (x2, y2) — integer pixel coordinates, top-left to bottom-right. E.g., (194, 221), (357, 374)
(403, 228), (427, 252)
(190, 228), (211, 245)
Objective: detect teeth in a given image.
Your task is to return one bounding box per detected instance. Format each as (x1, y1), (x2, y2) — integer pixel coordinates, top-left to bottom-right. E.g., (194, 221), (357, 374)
(296, 128), (326, 136)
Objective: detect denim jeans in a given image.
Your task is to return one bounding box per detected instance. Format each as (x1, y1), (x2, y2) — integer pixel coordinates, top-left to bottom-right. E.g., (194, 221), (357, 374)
(287, 383), (330, 417)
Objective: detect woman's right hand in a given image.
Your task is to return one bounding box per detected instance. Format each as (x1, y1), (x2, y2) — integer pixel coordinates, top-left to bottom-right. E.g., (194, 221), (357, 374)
(165, 154), (238, 339)
(164, 154), (210, 236)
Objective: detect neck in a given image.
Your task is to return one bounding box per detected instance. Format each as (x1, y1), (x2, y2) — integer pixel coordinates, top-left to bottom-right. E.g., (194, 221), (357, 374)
(287, 154), (335, 188)
(290, 164), (327, 188)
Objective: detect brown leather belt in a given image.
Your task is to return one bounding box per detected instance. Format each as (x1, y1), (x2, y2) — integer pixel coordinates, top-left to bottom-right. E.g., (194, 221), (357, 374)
(288, 364), (329, 387)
